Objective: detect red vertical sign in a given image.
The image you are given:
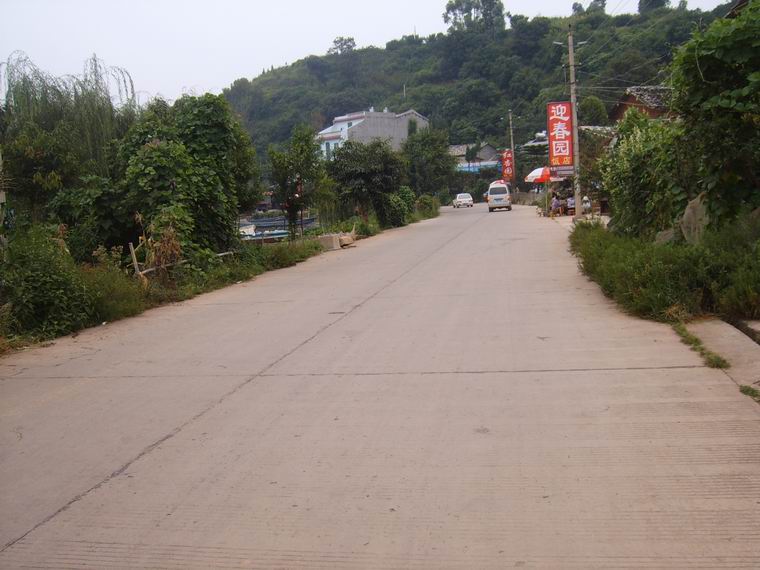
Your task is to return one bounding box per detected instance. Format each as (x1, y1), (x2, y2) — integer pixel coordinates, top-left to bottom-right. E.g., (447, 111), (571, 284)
(501, 149), (514, 181)
(547, 102), (574, 169)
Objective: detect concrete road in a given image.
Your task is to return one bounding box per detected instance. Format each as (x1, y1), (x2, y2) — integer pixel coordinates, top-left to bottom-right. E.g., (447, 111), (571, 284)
(1, 204), (759, 568)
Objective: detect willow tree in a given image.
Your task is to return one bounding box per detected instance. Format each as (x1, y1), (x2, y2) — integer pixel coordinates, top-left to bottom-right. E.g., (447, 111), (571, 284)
(0, 52), (137, 219)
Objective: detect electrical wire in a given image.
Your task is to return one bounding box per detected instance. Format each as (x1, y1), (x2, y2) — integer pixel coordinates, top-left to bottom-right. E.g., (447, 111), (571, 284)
(578, 0), (631, 57)
(582, 5), (675, 70)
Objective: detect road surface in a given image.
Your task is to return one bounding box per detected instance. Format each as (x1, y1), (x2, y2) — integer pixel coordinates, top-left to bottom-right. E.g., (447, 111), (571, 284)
(1, 204), (759, 568)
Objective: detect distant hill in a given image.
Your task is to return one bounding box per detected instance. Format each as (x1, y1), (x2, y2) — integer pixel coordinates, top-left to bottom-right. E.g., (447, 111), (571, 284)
(223, 1), (732, 156)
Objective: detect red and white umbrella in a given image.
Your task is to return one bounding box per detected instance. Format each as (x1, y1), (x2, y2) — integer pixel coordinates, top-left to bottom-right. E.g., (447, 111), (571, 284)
(525, 167), (564, 183)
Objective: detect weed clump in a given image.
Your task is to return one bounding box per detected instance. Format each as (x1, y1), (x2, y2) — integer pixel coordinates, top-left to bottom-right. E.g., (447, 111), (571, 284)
(570, 213), (760, 321)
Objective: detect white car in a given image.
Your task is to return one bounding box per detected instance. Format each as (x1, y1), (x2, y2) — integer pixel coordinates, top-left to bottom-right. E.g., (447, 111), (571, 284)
(453, 193), (474, 208)
(486, 181), (512, 212)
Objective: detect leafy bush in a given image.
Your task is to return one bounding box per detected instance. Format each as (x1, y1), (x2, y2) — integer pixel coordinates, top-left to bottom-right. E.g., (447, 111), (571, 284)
(719, 248), (760, 319)
(437, 189), (453, 206)
(570, 215), (760, 321)
(601, 112), (698, 237)
(0, 227), (93, 337)
(80, 248), (146, 322)
(381, 193), (409, 228)
(415, 195), (440, 219)
(397, 186), (417, 215)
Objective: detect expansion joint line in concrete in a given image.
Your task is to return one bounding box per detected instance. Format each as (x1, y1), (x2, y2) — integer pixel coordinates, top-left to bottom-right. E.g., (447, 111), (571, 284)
(0, 211), (485, 554)
(257, 364), (706, 378)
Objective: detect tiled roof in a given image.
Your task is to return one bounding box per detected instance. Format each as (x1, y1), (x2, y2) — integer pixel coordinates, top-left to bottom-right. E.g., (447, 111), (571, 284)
(624, 86), (672, 110)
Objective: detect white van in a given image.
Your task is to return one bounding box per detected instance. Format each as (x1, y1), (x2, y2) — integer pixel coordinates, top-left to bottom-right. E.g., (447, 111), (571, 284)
(486, 181), (512, 212)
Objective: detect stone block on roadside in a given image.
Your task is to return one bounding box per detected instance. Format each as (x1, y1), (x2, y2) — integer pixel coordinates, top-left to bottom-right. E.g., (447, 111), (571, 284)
(317, 233), (341, 251)
(680, 192), (709, 245)
(655, 228), (676, 244)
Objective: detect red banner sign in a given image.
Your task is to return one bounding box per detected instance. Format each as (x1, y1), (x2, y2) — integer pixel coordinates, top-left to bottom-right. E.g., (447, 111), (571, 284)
(547, 102), (574, 168)
(501, 149), (514, 181)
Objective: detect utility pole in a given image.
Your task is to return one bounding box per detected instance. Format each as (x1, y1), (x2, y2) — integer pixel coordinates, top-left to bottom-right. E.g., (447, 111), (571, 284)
(567, 24), (583, 221)
(508, 109), (516, 186)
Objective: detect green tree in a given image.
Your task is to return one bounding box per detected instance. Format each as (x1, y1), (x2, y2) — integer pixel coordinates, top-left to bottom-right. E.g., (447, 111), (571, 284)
(670, 0), (760, 220)
(327, 140), (403, 225)
(0, 53), (137, 220)
(578, 95), (609, 125)
(639, 0), (670, 13)
(328, 37), (357, 55)
(269, 125), (325, 239)
(402, 129), (458, 196)
(464, 143), (481, 167)
(443, 0), (505, 34)
(601, 110), (699, 237)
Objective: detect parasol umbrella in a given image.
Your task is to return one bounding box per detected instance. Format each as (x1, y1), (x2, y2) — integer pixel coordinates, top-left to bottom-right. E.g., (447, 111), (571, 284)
(525, 166), (565, 183)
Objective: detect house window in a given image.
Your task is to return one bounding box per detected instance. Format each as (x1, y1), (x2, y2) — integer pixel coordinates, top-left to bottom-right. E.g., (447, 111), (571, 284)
(347, 122), (353, 128)
(325, 141), (332, 159)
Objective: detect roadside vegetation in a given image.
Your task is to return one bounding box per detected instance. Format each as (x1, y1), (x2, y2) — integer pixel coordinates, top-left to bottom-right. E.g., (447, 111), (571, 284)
(570, 3), (759, 331)
(0, 236), (322, 352)
(740, 385), (760, 404)
(672, 322), (730, 369)
(570, 216), (760, 323)
(0, 51), (450, 350)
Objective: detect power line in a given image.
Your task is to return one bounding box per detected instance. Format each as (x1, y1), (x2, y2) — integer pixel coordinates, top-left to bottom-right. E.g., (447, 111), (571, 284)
(576, 0), (637, 58)
(578, 69), (642, 85)
(583, 6), (675, 70)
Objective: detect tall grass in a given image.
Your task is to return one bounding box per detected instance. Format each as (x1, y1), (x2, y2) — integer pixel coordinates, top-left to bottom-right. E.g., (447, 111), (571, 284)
(0, 230), (323, 348)
(570, 214), (760, 321)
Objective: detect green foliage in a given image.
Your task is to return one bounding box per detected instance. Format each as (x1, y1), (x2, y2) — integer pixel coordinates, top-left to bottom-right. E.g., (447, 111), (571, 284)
(382, 193), (409, 227)
(443, 0), (506, 34)
(0, 226), (93, 337)
(415, 195), (441, 219)
(1, 53), (136, 171)
(578, 129), (611, 202)
(639, 0), (670, 14)
(570, 215), (760, 321)
(578, 95), (608, 126)
(670, 1), (760, 221)
(740, 385), (760, 403)
(327, 140), (404, 225)
(1, 121), (81, 220)
(256, 240), (323, 270)
(328, 37), (357, 55)
(601, 112), (698, 237)
(49, 175), (124, 261)
(80, 247), (146, 322)
(269, 125), (325, 239)
(117, 94), (257, 251)
(600, 5), (760, 236)
(671, 322), (730, 369)
(397, 186), (417, 214)
(402, 128), (457, 196)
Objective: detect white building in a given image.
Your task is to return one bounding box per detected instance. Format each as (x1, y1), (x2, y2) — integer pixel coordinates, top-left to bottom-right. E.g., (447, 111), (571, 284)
(317, 107), (429, 158)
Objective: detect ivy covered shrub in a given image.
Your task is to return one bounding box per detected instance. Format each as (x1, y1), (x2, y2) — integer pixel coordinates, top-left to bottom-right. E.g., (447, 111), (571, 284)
(415, 195), (440, 219)
(381, 193), (409, 228)
(602, 4), (760, 237)
(397, 186), (417, 217)
(0, 227), (93, 337)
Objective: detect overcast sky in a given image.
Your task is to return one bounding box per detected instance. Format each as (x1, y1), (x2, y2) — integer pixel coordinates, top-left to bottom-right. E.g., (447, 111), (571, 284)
(1, 0), (728, 101)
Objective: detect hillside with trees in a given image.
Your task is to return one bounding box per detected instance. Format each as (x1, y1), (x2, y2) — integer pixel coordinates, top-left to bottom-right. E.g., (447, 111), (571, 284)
(223, 0), (733, 155)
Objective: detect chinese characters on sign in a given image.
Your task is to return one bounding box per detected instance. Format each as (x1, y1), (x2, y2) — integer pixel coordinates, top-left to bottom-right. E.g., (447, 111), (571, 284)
(547, 102), (574, 169)
(501, 149), (514, 181)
